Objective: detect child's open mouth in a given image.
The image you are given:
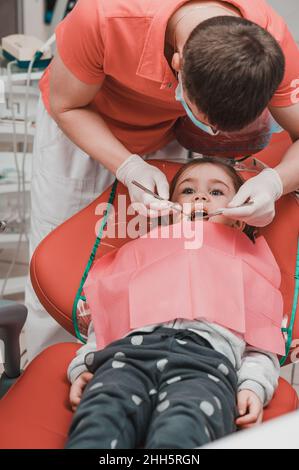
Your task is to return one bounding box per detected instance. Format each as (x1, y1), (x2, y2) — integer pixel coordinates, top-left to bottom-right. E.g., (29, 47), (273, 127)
(190, 209), (209, 221)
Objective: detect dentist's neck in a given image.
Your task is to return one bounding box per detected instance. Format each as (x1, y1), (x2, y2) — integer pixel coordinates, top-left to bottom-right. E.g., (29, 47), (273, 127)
(166, 1), (241, 53)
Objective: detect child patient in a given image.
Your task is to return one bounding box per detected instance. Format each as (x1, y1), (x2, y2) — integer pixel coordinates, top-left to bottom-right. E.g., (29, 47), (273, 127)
(65, 157), (285, 449)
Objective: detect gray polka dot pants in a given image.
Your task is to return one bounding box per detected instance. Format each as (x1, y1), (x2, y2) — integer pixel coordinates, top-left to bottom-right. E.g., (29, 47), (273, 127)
(66, 327), (238, 449)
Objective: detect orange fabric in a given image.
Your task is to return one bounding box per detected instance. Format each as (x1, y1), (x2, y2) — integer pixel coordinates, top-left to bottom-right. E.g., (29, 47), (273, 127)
(0, 343), (80, 449)
(257, 133), (299, 364)
(263, 378), (299, 422)
(39, 0), (299, 155)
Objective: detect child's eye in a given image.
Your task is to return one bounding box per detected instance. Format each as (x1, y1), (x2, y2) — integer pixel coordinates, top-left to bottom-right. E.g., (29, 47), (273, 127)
(182, 187), (195, 194)
(210, 189), (224, 196)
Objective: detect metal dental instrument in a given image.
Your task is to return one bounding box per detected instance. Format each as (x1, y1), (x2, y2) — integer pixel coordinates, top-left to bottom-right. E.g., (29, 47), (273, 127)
(131, 180), (188, 215)
(131, 180), (254, 219)
(192, 201), (254, 220)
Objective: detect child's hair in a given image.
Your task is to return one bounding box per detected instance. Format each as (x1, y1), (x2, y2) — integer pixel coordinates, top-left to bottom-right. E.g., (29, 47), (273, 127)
(169, 156), (257, 243)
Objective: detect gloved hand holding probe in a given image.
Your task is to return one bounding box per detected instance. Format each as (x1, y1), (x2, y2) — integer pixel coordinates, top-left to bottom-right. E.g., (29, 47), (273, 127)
(116, 154), (173, 216)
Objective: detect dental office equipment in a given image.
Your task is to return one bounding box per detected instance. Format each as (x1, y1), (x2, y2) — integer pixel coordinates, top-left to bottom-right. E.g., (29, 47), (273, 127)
(0, 31), (55, 297)
(2, 35), (53, 69)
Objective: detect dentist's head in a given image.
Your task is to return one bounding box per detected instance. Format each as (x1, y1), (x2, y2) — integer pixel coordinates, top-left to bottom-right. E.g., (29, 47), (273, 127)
(171, 16), (284, 133)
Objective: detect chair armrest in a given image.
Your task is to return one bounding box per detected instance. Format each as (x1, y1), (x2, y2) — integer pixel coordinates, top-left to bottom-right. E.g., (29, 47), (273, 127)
(0, 300), (27, 378)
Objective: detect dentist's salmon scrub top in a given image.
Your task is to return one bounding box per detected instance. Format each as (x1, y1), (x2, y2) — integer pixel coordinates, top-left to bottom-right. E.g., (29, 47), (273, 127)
(40, 0), (299, 155)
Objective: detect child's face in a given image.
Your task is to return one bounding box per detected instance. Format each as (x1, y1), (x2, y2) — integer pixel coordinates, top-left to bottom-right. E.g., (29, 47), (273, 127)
(171, 163), (243, 228)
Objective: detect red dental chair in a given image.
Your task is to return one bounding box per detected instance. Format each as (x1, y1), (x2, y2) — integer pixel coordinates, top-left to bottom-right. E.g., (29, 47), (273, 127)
(0, 132), (298, 448)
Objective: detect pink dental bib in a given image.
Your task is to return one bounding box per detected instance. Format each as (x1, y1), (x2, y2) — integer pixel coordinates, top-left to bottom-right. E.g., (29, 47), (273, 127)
(84, 221), (285, 355)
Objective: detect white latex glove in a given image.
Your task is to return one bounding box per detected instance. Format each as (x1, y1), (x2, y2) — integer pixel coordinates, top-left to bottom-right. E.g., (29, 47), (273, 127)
(220, 168), (283, 227)
(116, 154), (173, 216)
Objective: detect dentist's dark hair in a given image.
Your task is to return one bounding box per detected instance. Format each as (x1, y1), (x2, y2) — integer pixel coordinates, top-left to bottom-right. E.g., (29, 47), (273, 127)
(182, 16), (285, 132)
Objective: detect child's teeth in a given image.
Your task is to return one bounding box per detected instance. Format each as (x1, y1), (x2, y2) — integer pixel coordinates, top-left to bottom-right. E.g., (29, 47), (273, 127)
(194, 211), (209, 219)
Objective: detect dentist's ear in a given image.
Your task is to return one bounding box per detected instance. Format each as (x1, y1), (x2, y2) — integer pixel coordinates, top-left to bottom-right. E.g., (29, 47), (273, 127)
(171, 52), (181, 73)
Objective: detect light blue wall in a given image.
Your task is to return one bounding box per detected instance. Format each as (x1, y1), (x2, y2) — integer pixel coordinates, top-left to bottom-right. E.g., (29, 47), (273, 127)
(268, 0), (299, 43)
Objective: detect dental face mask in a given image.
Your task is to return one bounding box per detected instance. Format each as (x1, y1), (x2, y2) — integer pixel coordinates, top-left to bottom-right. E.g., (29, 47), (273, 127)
(174, 104), (283, 158)
(175, 73), (220, 136)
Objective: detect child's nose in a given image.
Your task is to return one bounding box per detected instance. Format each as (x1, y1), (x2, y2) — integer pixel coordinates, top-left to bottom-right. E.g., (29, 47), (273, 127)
(194, 192), (208, 202)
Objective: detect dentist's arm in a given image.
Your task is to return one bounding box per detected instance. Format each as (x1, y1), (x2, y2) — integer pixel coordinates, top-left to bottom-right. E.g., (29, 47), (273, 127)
(269, 102), (299, 194)
(49, 52), (130, 175)
(49, 52), (170, 212)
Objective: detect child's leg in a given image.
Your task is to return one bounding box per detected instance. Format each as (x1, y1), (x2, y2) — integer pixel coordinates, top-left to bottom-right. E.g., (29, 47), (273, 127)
(66, 368), (150, 448)
(65, 330), (172, 449)
(144, 330), (238, 449)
